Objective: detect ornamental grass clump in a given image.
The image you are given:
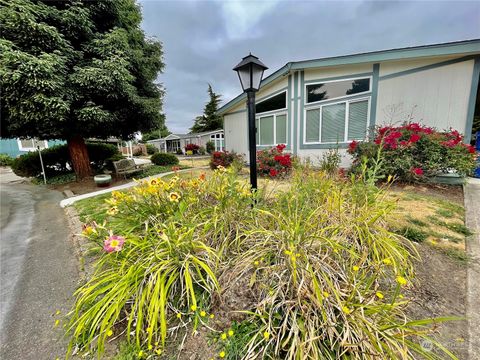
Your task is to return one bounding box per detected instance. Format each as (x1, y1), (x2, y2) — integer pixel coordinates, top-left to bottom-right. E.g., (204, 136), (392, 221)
(348, 122), (476, 182)
(229, 168), (457, 359)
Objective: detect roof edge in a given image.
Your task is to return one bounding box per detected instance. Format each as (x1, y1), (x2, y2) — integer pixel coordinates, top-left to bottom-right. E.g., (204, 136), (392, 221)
(219, 39), (480, 115)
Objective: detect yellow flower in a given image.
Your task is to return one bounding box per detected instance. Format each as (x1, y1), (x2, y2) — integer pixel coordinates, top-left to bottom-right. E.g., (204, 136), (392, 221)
(176, 313), (182, 319)
(149, 178), (159, 186)
(399, 294), (404, 299)
(55, 310), (61, 315)
(169, 192), (181, 202)
(284, 250), (292, 255)
(221, 333), (227, 340)
(387, 175), (393, 183)
(263, 331), (270, 340)
(106, 206), (118, 216)
(138, 350), (144, 357)
(200, 311), (207, 317)
(382, 258), (392, 265)
(353, 266), (360, 272)
(191, 305), (197, 311)
(107, 329), (113, 337)
(54, 319), (60, 327)
(376, 291), (384, 299)
(254, 260), (259, 266)
(322, 291), (330, 298)
(148, 345), (153, 350)
(342, 306), (351, 315)
(228, 330), (234, 337)
(155, 342), (159, 346)
(155, 349), (162, 355)
(210, 314), (215, 319)
(219, 351), (226, 358)
(396, 276), (408, 286)
(146, 327), (152, 333)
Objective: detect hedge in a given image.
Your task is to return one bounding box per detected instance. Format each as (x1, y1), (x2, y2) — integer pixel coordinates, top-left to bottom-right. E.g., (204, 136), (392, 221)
(150, 152), (179, 166)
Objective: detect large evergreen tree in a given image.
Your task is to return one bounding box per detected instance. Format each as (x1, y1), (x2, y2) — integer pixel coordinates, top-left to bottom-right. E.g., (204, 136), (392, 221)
(0, 0), (165, 178)
(190, 84), (222, 133)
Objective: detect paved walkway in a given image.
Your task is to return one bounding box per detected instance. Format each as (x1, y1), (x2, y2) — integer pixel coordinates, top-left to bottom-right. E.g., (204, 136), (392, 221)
(60, 167), (207, 207)
(465, 177), (480, 360)
(0, 169), (79, 360)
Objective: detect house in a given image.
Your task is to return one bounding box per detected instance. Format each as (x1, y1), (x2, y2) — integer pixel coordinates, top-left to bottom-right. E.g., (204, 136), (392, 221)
(0, 138), (65, 158)
(147, 129), (224, 153)
(219, 39), (480, 166)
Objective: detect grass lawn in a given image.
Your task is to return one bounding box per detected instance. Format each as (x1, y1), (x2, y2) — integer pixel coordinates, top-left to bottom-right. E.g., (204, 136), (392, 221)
(178, 156), (210, 168)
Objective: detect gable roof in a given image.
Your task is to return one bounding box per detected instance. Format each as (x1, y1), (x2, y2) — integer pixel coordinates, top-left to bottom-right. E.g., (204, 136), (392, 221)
(218, 39), (480, 115)
(147, 129), (224, 142)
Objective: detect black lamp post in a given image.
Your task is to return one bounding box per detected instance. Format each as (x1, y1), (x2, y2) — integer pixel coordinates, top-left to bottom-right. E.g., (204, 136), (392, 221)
(233, 53), (268, 190)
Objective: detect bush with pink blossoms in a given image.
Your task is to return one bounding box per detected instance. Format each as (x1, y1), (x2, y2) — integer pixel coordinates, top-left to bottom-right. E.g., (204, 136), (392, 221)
(348, 122), (476, 182)
(256, 144), (293, 178)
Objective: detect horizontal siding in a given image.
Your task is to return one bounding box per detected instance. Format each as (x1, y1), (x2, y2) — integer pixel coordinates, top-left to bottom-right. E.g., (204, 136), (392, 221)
(304, 64), (373, 82)
(376, 59), (474, 133)
(224, 111), (248, 156)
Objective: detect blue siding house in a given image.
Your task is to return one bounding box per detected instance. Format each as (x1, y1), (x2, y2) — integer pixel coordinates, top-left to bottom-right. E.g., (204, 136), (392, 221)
(0, 139), (65, 158)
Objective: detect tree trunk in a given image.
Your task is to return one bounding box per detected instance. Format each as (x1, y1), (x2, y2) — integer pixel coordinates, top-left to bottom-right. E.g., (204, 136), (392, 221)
(67, 135), (92, 179)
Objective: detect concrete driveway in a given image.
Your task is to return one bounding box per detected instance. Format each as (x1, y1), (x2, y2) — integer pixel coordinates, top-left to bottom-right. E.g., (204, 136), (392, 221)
(0, 168), (79, 359)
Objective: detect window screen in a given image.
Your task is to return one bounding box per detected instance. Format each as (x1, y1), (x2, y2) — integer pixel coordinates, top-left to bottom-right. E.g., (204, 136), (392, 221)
(275, 115), (287, 144)
(321, 103), (346, 143)
(348, 100), (369, 140)
(259, 116), (274, 145)
(305, 109), (320, 143)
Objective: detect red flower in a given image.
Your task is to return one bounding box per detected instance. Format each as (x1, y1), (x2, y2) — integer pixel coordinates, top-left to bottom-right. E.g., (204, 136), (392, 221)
(276, 144), (286, 152)
(411, 167), (423, 176)
(269, 169), (278, 177)
(348, 141), (358, 153)
(409, 134), (421, 143)
(400, 140), (409, 147)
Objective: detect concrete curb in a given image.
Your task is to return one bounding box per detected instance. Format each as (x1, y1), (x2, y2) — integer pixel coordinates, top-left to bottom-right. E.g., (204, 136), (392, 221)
(60, 167), (208, 208)
(464, 178), (480, 360)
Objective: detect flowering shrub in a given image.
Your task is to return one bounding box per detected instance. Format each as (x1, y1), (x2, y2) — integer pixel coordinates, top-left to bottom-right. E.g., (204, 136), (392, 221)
(185, 143), (200, 153)
(256, 144), (293, 178)
(348, 122), (476, 182)
(209, 151), (243, 170)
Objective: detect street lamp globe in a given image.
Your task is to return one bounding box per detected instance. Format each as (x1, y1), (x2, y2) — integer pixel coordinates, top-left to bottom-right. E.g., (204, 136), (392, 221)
(233, 53), (268, 92)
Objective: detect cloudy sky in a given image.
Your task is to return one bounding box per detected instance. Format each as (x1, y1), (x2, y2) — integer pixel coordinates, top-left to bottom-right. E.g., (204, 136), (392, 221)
(139, 0), (480, 133)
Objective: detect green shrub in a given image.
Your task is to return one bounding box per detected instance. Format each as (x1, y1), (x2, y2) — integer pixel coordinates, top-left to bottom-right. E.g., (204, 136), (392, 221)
(11, 143), (120, 177)
(206, 141), (215, 154)
(319, 148), (341, 174)
(145, 144), (158, 155)
(396, 226), (428, 242)
(0, 153), (14, 166)
(176, 148), (183, 155)
(348, 123), (477, 182)
(150, 152), (179, 166)
(198, 146), (206, 155)
(256, 144), (292, 177)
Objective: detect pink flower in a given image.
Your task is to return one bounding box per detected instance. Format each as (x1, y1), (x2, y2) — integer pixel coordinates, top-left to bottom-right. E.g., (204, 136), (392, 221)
(348, 141), (358, 153)
(276, 144), (286, 152)
(103, 235), (125, 253)
(409, 134), (421, 143)
(411, 168), (424, 176)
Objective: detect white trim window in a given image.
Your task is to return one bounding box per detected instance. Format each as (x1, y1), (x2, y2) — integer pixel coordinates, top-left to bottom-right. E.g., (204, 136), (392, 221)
(305, 76), (371, 105)
(304, 98), (370, 144)
(256, 112), (288, 146)
(17, 139), (48, 151)
(210, 133), (225, 151)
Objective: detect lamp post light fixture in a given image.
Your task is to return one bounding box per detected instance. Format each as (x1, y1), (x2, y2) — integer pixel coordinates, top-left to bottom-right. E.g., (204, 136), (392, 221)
(233, 53), (268, 190)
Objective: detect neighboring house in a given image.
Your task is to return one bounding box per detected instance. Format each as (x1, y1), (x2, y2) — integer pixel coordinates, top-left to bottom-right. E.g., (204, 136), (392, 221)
(147, 129), (224, 153)
(0, 138), (65, 158)
(219, 39), (480, 166)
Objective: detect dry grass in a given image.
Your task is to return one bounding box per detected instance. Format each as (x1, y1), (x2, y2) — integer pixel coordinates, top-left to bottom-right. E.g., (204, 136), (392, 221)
(178, 157), (211, 168)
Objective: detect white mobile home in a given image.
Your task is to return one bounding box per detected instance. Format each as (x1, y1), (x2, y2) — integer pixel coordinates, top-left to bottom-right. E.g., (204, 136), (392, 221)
(147, 129), (224, 154)
(219, 40), (480, 166)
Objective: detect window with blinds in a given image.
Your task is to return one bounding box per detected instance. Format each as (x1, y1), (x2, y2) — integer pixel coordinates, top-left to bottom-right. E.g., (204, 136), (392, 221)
(304, 98), (369, 143)
(256, 113), (287, 146)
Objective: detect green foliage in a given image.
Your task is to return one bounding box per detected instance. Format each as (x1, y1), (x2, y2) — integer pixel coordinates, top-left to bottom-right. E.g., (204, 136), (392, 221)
(0, 0), (165, 141)
(206, 141), (215, 154)
(141, 122), (171, 142)
(0, 153), (13, 166)
(348, 123), (476, 182)
(396, 226), (428, 243)
(191, 84), (222, 133)
(209, 151), (244, 170)
(11, 143), (119, 177)
(134, 165), (188, 179)
(319, 148), (341, 174)
(145, 144), (158, 155)
(69, 166), (458, 359)
(151, 152), (179, 166)
(31, 172), (76, 185)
